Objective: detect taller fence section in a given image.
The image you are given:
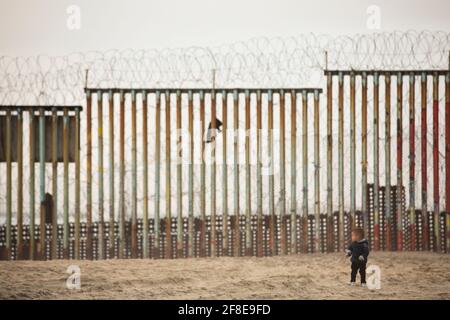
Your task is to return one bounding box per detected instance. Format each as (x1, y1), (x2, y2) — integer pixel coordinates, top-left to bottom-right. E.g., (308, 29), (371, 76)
(80, 88), (326, 260)
(0, 105), (82, 261)
(325, 70), (450, 254)
(1, 75), (449, 260)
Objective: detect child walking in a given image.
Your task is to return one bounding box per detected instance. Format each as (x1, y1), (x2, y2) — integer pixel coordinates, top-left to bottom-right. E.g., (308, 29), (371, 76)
(346, 228), (369, 287)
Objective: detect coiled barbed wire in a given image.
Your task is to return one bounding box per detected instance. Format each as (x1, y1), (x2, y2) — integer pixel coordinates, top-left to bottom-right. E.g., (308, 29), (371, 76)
(0, 31), (449, 105)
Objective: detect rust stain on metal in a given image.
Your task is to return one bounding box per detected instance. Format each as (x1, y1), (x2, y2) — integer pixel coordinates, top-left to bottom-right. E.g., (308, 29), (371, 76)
(17, 109), (24, 259)
(29, 111), (36, 260)
(396, 73), (404, 251)
(211, 91), (217, 257)
(244, 90), (252, 256)
(268, 90), (275, 256)
(233, 90), (240, 257)
(290, 90), (298, 254)
(176, 90), (183, 258)
(51, 108), (58, 260)
(338, 73), (344, 250)
(119, 91), (126, 258)
(108, 91), (115, 259)
(373, 73), (380, 251)
(385, 74), (392, 251)
(75, 108), (81, 260)
(446, 72), (450, 253)
(420, 74), (428, 251)
(256, 90), (263, 257)
(222, 90), (229, 256)
(86, 91), (93, 259)
(409, 75), (417, 251)
(188, 91), (194, 258)
(361, 73), (368, 239)
(142, 91), (149, 259)
(279, 91), (287, 255)
(165, 91), (172, 259)
(5, 110), (12, 260)
(63, 107), (69, 259)
(97, 92), (105, 259)
(432, 74), (440, 252)
(199, 91), (207, 257)
(131, 91), (138, 258)
(326, 73), (333, 251)
(350, 73), (356, 223)
(154, 91), (162, 258)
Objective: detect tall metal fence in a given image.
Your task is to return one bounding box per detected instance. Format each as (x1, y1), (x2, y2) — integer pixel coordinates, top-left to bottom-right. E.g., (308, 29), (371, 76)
(1, 32), (450, 260)
(325, 70), (450, 253)
(1, 74), (449, 260)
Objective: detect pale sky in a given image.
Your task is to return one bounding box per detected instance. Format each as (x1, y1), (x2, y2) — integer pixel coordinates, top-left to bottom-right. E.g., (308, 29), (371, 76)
(0, 0), (449, 55)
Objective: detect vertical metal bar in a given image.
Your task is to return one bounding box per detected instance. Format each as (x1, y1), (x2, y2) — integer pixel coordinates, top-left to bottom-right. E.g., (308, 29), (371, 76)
(244, 90), (252, 256)
(17, 109), (23, 259)
(279, 90), (286, 255)
(409, 74), (417, 251)
(256, 90), (263, 256)
(211, 90), (217, 257)
(142, 91), (149, 259)
(86, 90), (93, 259)
(396, 73), (404, 251)
(97, 91), (105, 259)
(268, 90), (275, 255)
(176, 90), (183, 258)
(39, 107), (46, 260)
(222, 90), (229, 256)
(350, 73), (356, 222)
(75, 108), (81, 260)
(432, 73), (440, 252)
(5, 110), (12, 260)
(421, 73), (428, 251)
(154, 91), (161, 258)
(302, 91), (309, 248)
(326, 74), (333, 251)
(446, 72), (450, 253)
(361, 72), (369, 237)
(119, 91), (126, 258)
(187, 90), (194, 258)
(200, 90), (207, 257)
(165, 90), (172, 259)
(131, 90), (138, 258)
(338, 73), (345, 250)
(385, 74), (392, 251)
(29, 111), (36, 260)
(373, 73), (380, 251)
(233, 90), (240, 257)
(108, 91), (115, 259)
(290, 90), (297, 254)
(63, 108), (69, 259)
(313, 90), (321, 253)
(51, 108), (57, 259)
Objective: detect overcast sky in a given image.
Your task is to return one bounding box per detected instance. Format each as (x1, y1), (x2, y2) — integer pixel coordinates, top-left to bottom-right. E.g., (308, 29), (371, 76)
(0, 0), (449, 56)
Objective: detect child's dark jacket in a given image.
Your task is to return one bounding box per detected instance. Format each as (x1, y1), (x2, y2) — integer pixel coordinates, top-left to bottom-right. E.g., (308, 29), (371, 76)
(347, 239), (369, 263)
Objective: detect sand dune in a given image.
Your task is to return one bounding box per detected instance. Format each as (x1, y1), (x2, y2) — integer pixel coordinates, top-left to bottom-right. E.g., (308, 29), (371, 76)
(0, 252), (449, 300)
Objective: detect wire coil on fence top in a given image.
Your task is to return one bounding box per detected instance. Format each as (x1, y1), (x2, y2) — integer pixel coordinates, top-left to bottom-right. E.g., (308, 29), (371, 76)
(0, 31), (450, 260)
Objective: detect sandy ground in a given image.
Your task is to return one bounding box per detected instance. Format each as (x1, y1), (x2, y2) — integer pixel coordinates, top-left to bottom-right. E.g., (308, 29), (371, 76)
(0, 252), (449, 300)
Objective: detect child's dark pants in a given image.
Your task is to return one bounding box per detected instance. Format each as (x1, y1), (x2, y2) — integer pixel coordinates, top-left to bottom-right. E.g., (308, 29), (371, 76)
(350, 261), (366, 284)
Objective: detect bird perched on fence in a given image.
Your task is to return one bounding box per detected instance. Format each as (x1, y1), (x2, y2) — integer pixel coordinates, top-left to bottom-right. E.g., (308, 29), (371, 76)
(205, 118), (223, 143)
